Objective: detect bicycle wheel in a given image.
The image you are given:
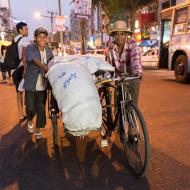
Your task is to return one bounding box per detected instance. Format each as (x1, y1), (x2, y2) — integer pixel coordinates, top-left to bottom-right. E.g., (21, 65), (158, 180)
(51, 113), (58, 146)
(120, 101), (150, 177)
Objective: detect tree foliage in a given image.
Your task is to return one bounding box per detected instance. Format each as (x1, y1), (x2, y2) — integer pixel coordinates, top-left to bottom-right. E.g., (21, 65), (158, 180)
(71, 0), (155, 30)
(92, 0), (154, 29)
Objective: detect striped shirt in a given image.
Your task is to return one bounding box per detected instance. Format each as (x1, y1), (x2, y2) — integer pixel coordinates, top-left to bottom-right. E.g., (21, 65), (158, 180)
(107, 38), (142, 76)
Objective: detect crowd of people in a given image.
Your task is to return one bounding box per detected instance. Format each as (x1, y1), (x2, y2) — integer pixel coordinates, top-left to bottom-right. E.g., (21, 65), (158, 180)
(0, 20), (142, 140)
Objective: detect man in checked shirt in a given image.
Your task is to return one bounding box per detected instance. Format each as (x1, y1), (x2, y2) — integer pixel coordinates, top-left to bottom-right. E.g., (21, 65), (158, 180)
(106, 20), (142, 104)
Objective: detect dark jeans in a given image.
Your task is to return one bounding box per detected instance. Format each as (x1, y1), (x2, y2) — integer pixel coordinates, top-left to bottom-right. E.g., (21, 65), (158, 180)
(1, 70), (11, 80)
(127, 78), (140, 105)
(1, 62), (7, 80)
(115, 78), (140, 105)
(1, 71), (6, 80)
(114, 79), (141, 129)
(25, 90), (47, 129)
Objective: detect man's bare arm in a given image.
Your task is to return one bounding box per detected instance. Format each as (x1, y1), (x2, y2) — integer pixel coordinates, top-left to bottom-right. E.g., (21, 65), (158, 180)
(22, 47), (27, 66)
(22, 47), (27, 76)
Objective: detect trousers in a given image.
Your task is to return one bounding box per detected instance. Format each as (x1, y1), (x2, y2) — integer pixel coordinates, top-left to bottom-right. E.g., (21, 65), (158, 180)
(115, 78), (141, 105)
(25, 90), (47, 129)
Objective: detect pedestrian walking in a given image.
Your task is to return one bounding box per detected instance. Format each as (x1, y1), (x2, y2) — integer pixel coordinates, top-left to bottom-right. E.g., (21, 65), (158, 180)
(24, 27), (53, 139)
(0, 45), (8, 83)
(11, 22), (30, 122)
(0, 45), (12, 84)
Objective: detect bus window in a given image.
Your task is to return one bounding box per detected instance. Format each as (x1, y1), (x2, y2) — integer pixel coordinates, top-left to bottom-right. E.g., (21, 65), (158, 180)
(174, 7), (188, 34)
(163, 19), (171, 47)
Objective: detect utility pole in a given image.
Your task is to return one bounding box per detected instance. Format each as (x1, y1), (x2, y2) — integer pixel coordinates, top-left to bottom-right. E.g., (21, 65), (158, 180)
(58, 0), (61, 16)
(38, 10), (57, 42)
(80, 18), (86, 54)
(58, 0), (64, 55)
(74, 0), (92, 54)
(47, 10), (57, 33)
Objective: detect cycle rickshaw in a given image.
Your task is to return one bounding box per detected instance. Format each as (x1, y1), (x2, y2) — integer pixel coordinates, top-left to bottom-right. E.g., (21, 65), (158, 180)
(47, 70), (150, 177)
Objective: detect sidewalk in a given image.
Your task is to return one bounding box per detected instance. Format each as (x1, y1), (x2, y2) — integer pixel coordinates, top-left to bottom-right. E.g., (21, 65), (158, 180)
(0, 75), (57, 151)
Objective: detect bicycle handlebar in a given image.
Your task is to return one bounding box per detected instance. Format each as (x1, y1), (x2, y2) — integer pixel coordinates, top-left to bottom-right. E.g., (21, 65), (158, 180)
(113, 76), (140, 81)
(96, 76), (140, 85)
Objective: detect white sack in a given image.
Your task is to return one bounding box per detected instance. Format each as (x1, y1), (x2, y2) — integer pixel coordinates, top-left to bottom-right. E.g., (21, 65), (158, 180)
(48, 55), (115, 74)
(46, 61), (102, 136)
(82, 55), (115, 73)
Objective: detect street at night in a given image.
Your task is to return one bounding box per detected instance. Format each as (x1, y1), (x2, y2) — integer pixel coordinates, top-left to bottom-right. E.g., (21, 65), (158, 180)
(1, 0), (190, 189)
(0, 69), (190, 190)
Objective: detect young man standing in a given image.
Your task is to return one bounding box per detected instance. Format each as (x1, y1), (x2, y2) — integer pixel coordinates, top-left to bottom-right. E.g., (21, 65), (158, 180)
(12, 22), (29, 122)
(24, 27), (53, 139)
(106, 20), (142, 104)
(100, 20), (142, 144)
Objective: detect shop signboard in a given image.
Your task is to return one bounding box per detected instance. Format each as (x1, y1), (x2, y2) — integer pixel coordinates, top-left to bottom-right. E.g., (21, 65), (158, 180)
(75, 0), (92, 16)
(55, 16), (66, 31)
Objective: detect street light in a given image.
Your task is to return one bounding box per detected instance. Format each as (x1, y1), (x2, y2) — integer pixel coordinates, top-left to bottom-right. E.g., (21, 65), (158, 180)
(34, 12), (41, 19)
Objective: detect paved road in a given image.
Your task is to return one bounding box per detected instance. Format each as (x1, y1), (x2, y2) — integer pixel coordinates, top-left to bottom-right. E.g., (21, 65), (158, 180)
(0, 69), (190, 190)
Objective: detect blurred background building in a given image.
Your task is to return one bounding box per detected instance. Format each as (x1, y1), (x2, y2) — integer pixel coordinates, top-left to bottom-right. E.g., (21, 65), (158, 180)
(0, 0), (12, 45)
(1, 0), (189, 51)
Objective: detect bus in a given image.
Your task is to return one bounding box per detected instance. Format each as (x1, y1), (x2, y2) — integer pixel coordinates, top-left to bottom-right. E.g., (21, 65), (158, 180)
(160, 1), (190, 83)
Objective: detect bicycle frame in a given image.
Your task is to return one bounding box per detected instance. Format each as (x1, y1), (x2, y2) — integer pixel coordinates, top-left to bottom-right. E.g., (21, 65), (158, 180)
(99, 80), (131, 137)
(98, 74), (150, 177)
(47, 89), (59, 119)
(120, 82), (131, 135)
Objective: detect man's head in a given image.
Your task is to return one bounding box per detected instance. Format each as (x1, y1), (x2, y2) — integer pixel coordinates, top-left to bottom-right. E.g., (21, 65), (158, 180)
(16, 22), (28, 36)
(111, 20), (132, 46)
(34, 27), (48, 48)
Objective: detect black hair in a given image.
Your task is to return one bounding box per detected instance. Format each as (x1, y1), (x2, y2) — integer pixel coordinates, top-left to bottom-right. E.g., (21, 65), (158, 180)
(16, 22), (27, 33)
(34, 27), (48, 37)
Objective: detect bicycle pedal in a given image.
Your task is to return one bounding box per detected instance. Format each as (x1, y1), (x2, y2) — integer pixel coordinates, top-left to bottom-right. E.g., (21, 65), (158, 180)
(100, 139), (109, 147)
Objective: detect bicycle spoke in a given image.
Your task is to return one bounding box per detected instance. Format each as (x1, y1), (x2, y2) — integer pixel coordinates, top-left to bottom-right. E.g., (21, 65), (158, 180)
(128, 150), (143, 171)
(121, 102), (150, 177)
(125, 136), (145, 172)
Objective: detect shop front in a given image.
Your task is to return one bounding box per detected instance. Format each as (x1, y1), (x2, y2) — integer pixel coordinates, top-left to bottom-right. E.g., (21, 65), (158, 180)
(133, 0), (160, 46)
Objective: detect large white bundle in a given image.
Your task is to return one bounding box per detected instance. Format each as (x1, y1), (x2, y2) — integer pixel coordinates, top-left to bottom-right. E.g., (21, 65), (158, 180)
(48, 55), (115, 73)
(46, 61), (102, 136)
(82, 55), (115, 73)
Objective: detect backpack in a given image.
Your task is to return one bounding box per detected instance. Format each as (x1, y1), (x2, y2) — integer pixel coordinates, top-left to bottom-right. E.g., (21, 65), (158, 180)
(4, 36), (23, 70)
